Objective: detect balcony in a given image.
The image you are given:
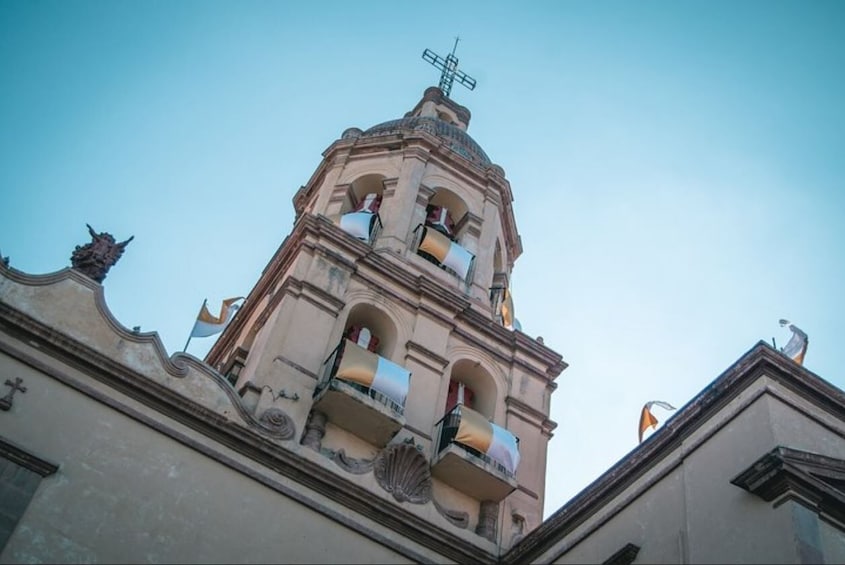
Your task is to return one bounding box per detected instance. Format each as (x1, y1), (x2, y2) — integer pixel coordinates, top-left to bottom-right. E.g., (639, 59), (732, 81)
(312, 339), (410, 447)
(414, 224), (475, 282)
(430, 405), (519, 502)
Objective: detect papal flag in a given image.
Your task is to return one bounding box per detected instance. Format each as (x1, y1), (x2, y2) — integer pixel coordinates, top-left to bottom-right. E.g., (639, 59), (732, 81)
(779, 319), (808, 365)
(418, 226), (475, 281)
(335, 339), (411, 408)
(455, 405), (521, 474)
(638, 400), (676, 443)
(190, 297), (243, 338)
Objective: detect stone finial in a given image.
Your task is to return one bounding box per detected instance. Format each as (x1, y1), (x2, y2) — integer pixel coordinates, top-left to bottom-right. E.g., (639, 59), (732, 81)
(70, 224), (134, 283)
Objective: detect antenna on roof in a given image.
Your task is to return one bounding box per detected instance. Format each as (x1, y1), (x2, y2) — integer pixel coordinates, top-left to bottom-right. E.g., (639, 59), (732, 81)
(422, 36), (477, 97)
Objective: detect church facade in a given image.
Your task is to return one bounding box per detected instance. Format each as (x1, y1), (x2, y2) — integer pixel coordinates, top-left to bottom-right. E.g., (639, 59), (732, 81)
(1, 86), (843, 564)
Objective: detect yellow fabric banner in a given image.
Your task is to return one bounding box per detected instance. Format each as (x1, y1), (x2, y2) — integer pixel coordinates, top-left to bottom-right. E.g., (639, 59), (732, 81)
(335, 339), (378, 387)
(455, 405), (493, 454)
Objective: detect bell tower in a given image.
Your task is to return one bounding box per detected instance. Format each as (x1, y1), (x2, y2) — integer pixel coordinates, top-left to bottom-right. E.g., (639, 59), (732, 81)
(206, 83), (566, 550)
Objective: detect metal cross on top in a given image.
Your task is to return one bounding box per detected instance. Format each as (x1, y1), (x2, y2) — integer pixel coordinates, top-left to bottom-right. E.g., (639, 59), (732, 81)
(422, 37), (476, 97)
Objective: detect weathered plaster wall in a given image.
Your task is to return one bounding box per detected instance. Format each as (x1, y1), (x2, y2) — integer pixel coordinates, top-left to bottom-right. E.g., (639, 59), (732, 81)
(547, 379), (845, 564)
(0, 352), (413, 564)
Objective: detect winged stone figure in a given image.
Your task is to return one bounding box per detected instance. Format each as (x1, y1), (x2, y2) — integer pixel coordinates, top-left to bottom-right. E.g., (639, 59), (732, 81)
(70, 224), (134, 283)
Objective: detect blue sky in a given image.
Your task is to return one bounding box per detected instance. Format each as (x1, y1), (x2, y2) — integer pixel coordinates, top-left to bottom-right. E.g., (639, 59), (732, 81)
(2, 1), (844, 518)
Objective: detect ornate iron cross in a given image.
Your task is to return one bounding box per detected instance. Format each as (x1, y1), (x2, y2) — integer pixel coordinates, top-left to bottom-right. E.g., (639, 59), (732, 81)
(422, 37), (476, 97)
(0, 377), (27, 411)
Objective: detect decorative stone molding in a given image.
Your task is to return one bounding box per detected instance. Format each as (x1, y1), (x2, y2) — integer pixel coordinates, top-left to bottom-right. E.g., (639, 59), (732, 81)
(256, 407), (295, 440)
(322, 448), (374, 475)
(476, 500), (498, 542)
(731, 445), (845, 527)
(432, 497), (469, 529)
(301, 410), (327, 450)
(373, 440), (432, 504)
(381, 177), (399, 199)
(237, 381), (262, 415)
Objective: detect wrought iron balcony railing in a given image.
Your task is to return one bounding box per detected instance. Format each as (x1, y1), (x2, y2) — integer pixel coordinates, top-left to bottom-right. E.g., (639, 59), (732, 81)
(413, 224), (475, 283)
(315, 339), (410, 416)
(433, 404), (519, 480)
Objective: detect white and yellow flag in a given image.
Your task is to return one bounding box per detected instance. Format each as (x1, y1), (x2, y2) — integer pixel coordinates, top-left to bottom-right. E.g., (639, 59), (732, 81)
(190, 297), (243, 338)
(455, 405), (520, 474)
(779, 319), (808, 365)
(638, 400), (676, 443)
(335, 339), (410, 408)
(418, 226), (474, 281)
(499, 287), (515, 330)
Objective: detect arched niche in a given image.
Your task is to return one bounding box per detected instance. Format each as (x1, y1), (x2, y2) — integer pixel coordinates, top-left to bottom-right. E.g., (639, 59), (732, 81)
(445, 359), (498, 419)
(341, 302), (398, 361)
(425, 187), (470, 240)
(341, 174), (386, 215)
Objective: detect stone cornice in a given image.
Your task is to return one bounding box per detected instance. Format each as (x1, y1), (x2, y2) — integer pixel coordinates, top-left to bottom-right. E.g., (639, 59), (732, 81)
(731, 446), (845, 529)
(506, 396), (557, 432)
(503, 342), (845, 564)
(457, 307), (566, 385)
(405, 340), (451, 374)
(209, 213), (565, 385)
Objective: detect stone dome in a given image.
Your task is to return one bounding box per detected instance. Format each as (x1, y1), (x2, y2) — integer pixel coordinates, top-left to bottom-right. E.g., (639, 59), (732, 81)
(361, 116), (491, 167)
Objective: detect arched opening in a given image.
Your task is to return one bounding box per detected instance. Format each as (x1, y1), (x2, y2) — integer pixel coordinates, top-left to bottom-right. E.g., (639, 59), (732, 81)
(432, 359), (520, 483)
(444, 359), (497, 419)
(341, 174), (385, 215)
(341, 302), (397, 360)
(336, 174), (385, 243)
(415, 187), (475, 282)
(311, 302), (410, 447)
(436, 110), (458, 127)
(425, 188), (469, 239)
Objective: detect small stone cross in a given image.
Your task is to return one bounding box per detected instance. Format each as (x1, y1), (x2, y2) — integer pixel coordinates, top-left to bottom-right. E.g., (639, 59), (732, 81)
(0, 377), (27, 411)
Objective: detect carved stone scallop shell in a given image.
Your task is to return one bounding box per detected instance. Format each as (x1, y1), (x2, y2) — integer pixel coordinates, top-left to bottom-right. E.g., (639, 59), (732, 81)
(373, 442), (432, 504)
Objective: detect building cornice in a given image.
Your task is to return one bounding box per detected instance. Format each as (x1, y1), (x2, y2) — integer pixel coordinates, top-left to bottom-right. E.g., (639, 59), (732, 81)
(209, 214), (565, 385)
(0, 296), (499, 564)
(504, 342), (845, 563)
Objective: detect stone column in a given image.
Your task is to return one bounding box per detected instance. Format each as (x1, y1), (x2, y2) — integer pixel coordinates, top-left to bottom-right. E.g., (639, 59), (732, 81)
(476, 500), (499, 542)
(301, 410), (327, 450)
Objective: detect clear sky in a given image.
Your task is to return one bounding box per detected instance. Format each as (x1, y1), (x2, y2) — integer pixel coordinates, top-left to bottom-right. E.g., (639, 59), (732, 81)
(2, 1), (843, 519)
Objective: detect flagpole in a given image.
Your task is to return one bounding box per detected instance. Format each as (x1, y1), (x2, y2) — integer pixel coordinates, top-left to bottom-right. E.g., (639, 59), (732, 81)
(183, 298), (207, 353)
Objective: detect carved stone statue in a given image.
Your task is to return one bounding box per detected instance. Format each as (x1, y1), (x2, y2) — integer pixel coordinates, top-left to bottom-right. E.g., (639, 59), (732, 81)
(70, 224), (134, 283)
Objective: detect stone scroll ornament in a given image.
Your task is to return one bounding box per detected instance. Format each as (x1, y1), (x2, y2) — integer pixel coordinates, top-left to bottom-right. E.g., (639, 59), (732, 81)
(70, 224), (134, 283)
